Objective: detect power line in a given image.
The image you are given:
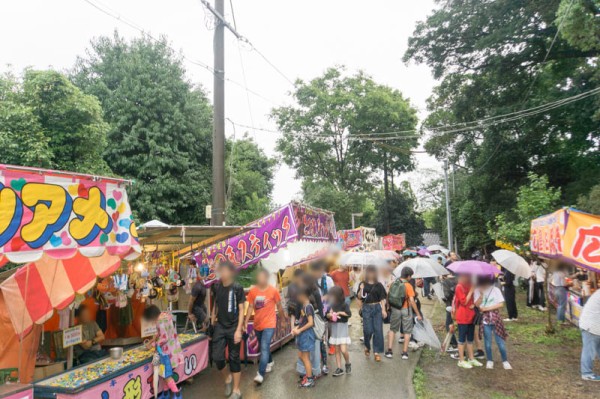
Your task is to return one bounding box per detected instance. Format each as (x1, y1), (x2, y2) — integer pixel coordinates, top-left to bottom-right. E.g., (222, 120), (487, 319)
(200, 0), (295, 86)
(81, 0), (281, 106)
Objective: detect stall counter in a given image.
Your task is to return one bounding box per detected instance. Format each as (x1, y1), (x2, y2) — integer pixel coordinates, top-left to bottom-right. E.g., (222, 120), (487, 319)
(34, 334), (208, 399)
(244, 313), (292, 361)
(0, 384), (33, 399)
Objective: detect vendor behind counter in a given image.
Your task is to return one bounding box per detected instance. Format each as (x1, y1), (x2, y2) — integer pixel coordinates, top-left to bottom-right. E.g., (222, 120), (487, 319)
(73, 305), (106, 365)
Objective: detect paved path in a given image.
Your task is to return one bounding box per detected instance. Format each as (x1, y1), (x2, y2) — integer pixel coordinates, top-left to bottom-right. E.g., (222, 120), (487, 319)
(185, 301), (421, 399)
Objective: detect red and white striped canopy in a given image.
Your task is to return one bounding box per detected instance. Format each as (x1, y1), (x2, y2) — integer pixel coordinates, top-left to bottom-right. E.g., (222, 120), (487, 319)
(0, 252), (121, 336)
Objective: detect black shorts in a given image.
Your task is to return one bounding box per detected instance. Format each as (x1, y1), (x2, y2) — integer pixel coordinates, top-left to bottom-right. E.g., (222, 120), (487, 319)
(212, 324), (241, 372)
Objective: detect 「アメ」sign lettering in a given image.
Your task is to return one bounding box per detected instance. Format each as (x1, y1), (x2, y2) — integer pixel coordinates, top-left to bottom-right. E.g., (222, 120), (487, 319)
(0, 165), (140, 265)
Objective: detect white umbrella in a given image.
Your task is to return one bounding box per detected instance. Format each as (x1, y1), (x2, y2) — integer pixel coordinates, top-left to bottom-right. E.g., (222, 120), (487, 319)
(372, 250), (400, 262)
(393, 257), (449, 279)
(339, 251), (388, 268)
(491, 249), (531, 279)
(427, 245), (449, 254)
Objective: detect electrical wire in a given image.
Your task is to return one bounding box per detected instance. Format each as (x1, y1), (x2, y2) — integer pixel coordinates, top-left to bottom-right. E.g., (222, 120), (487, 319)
(81, 0), (281, 106)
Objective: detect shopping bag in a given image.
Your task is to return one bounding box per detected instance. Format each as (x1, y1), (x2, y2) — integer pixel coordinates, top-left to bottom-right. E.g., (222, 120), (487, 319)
(412, 318), (441, 350)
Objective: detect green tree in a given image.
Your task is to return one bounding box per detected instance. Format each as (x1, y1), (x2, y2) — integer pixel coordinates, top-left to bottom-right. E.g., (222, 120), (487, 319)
(226, 135), (277, 225)
(0, 70), (109, 173)
(405, 0), (600, 252)
(557, 0), (600, 52)
(72, 33), (213, 224)
(577, 184), (600, 214)
(489, 173), (561, 246)
(368, 181), (426, 246)
(272, 66), (419, 232)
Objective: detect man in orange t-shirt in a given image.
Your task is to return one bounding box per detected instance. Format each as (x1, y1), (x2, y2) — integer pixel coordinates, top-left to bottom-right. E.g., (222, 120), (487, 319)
(330, 267), (351, 304)
(244, 268), (286, 384)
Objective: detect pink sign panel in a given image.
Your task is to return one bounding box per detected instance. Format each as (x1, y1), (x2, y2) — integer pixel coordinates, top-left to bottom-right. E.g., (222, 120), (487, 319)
(36, 338), (208, 399)
(0, 387), (33, 399)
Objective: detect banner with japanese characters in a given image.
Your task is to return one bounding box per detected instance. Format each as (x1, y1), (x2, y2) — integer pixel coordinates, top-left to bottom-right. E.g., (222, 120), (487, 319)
(531, 208), (600, 272)
(338, 229), (363, 250)
(382, 234), (406, 251)
(195, 202), (337, 285)
(196, 204), (299, 284)
(0, 164), (141, 266)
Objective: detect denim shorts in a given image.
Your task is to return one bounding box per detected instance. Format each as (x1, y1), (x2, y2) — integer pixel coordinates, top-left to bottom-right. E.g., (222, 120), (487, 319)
(457, 323), (475, 344)
(296, 328), (316, 352)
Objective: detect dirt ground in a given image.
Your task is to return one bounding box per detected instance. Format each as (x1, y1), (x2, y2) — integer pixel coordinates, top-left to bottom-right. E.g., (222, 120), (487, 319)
(417, 291), (599, 399)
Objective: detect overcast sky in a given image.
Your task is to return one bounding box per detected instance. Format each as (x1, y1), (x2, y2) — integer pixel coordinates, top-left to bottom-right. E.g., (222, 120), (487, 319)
(0, 0), (441, 207)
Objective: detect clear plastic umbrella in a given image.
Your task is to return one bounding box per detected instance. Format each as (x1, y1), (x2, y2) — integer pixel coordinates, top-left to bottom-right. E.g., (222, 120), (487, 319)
(393, 258), (450, 279)
(339, 251), (388, 268)
(492, 249), (531, 279)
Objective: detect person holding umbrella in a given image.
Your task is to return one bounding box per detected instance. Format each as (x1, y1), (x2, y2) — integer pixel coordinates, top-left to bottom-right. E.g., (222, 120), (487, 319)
(453, 273), (483, 369)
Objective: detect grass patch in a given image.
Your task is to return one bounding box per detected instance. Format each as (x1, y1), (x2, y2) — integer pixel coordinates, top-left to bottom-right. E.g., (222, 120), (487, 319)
(413, 366), (430, 399)
(491, 393), (518, 399)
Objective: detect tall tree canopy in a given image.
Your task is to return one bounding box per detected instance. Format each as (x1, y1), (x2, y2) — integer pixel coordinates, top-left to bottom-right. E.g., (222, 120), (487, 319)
(0, 70), (110, 174)
(405, 0), (600, 254)
(225, 135), (277, 225)
(272, 66), (419, 230)
(72, 33), (213, 224)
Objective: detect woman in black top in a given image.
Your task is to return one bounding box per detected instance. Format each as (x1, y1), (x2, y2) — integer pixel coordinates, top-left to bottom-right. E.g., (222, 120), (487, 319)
(357, 266), (387, 361)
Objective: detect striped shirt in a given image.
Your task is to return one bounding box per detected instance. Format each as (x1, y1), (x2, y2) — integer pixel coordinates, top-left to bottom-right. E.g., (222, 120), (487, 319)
(580, 290), (600, 336)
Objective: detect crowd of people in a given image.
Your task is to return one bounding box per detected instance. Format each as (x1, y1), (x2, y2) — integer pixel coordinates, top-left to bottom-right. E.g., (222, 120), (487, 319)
(74, 249), (599, 399)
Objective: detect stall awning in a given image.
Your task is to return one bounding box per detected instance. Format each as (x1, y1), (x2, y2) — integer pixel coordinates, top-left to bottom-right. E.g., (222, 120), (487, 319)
(530, 208), (600, 272)
(137, 223), (252, 255)
(194, 202), (338, 284)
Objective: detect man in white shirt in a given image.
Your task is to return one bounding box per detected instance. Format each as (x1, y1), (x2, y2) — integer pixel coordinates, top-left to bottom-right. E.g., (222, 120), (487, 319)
(579, 290), (600, 381)
(530, 261), (547, 311)
(552, 268), (568, 323)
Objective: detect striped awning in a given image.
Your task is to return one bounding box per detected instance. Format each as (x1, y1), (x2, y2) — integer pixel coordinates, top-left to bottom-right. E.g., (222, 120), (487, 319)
(0, 251), (121, 336)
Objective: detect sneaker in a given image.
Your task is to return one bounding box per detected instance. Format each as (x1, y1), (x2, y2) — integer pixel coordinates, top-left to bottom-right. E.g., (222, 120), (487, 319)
(385, 350), (393, 359)
(299, 376), (315, 388)
(345, 363), (352, 375)
(539, 307), (547, 312)
(266, 361), (274, 373)
(398, 337), (405, 343)
(328, 345), (335, 355)
(332, 368), (344, 377)
(401, 352), (409, 360)
(582, 374), (600, 381)
(225, 379), (233, 397)
(450, 353), (460, 360)
(502, 361), (513, 370)
(503, 318), (513, 322)
(469, 359), (483, 367)
(486, 361), (494, 369)
(511, 318), (518, 322)
(474, 349), (485, 359)
(297, 374), (306, 383)
(230, 393), (243, 399)
(322, 365), (329, 375)
(360, 336), (365, 342)
(457, 360), (473, 369)
(253, 373), (264, 384)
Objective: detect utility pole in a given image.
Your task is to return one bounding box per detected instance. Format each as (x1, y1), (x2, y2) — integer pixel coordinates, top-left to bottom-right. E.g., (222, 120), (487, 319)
(212, 0), (225, 226)
(443, 160), (454, 252)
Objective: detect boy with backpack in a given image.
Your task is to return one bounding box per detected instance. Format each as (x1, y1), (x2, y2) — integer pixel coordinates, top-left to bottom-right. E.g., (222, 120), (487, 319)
(386, 267), (423, 360)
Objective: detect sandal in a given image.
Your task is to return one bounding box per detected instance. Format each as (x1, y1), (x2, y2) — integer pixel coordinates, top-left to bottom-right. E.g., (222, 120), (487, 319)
(364, 349), (370, 357)
(374, 354), (382, 362)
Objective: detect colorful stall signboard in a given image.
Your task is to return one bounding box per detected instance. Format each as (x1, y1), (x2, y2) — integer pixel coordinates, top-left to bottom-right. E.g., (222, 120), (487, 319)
(361, 227), (377, 247)
(531, 208), (600, 273)
(195, 202), (337, 285)
(338, 229), (363, 250)
(35, 335), (208, 399)
(62, 325), (83, 348)
(0, 164), (141, 266)
(382, 234), (406, 251)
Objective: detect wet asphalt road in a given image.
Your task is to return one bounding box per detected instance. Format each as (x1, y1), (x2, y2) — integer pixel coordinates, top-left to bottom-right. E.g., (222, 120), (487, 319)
(184, 301), (421, 399)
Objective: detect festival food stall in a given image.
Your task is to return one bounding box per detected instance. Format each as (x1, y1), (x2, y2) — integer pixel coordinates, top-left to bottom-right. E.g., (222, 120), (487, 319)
(0, 165), (222, 398)
(195, 202), (337, 361)
(530, 208), (600, 325)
